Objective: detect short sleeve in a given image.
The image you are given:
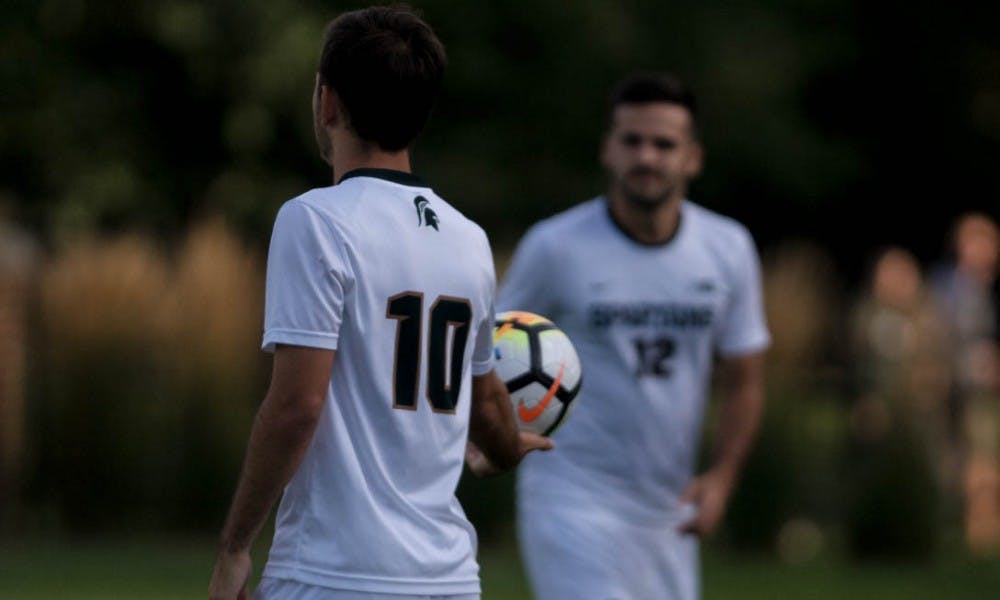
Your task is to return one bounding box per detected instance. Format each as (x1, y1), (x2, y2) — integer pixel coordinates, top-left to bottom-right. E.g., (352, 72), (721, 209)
(261, 201), (351, 353)
(471, 296), (496, 376)
(471, 239), (497, 376)
(716, 229), (771, 357)
(497, 224), (559, 318)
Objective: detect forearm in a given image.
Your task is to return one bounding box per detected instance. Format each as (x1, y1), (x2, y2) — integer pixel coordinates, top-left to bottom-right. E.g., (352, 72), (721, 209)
(710, 355), (765, 482)
(711, 386), (763, 481)
(469, 374), (520, 471)
(218, 395), (322, 553)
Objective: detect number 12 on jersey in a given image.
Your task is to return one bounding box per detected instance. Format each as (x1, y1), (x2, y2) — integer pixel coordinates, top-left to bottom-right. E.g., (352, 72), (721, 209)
(386, 292), (472, 413)
(633, 336), (675, 377)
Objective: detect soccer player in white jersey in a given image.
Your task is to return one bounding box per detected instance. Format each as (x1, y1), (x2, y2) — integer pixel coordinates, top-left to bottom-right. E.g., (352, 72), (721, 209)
(208, 7), (551, 600)
(499, 73), (770, 599)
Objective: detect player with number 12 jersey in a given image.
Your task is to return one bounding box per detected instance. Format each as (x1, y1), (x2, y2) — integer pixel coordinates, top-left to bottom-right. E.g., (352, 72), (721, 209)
(500, 198), (769, 597)
(501, 198), (769, 521)
(498, 72), (770, 600)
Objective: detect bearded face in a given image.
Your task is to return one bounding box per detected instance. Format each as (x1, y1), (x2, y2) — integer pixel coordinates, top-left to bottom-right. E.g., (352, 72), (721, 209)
(601, 103), (702, 209)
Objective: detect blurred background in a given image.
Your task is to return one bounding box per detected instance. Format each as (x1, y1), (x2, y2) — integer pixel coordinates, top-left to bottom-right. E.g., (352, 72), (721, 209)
(1, 0), (999, 597)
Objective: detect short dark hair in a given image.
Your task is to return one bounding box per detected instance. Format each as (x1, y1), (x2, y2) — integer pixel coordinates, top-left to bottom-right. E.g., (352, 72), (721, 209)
(609, 72), (698, 134)
(319, 5), (447, 151)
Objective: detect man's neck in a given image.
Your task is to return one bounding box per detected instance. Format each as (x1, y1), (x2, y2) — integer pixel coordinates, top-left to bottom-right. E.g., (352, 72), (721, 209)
(958, 262), (997, 287)
(330, 134), (412, 184)
(608, 190), (684, 245)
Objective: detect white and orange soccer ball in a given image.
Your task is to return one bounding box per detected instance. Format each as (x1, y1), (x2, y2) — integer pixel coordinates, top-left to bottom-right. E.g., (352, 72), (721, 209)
(492, 311), (582, 436)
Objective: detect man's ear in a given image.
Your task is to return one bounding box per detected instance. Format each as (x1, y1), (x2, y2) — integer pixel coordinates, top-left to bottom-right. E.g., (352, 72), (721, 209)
(685, 141), (704, 178)
(318, 83), (340, 128)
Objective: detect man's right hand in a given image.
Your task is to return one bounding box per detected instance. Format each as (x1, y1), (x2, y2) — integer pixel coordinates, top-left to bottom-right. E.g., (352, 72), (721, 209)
(208, 550), (252, 600)
(466, 432), (554, 477)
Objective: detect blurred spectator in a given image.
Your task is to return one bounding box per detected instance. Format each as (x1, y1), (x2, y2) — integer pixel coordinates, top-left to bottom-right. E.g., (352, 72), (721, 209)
(930, 213), (1000, 553)
(0, 209), (36, 526)
(846, 247), (948, 559)
(851, 248), (950, 440)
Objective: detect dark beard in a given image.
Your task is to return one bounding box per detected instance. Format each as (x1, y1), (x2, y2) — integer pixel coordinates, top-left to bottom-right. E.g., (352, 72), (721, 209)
(619, 180), (673, 211)
(623, 189), (671, 210)
(617, 167), (673, 209)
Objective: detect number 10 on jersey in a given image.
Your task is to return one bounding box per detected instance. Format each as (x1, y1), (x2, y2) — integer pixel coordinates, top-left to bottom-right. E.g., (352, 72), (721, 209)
(386, 292), (472, 413)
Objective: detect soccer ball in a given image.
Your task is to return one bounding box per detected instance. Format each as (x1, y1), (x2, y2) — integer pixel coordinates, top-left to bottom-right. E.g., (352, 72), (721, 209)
(493, 311), (582, 436)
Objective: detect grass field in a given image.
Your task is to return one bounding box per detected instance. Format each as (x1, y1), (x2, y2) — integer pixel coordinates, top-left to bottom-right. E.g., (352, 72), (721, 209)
(2, 536), (999, 599)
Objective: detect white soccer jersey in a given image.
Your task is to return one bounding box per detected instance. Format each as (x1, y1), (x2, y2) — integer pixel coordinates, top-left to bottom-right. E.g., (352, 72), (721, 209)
(499, 197), (770, 524)
(260, 169), (496, 595)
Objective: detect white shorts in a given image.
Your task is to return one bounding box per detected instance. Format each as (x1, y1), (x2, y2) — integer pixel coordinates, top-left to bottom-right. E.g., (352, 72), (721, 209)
(518, 501), (700, 600)
(253, 577), (480, 600)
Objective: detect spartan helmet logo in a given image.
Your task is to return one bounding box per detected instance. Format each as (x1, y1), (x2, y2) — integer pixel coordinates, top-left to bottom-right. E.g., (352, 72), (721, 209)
(413, 196), (439, 231)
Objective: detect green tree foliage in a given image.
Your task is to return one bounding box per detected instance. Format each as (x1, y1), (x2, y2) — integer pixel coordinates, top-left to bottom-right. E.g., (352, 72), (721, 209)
(3, 1), (997, 266)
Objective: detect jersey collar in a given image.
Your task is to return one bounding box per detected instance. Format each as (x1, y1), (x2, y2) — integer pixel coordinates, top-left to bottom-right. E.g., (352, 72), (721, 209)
(603, 196), (685, 248)
(337, 168), (428, 188)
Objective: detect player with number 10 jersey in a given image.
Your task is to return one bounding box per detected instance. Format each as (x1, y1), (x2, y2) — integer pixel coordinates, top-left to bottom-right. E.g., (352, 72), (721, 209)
(210, 8), (551, 600)
(260, 170), (496, 594)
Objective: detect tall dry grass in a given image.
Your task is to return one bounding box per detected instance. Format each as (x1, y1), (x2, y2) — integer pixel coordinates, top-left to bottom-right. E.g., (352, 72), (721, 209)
(724, 241), (845, 552)
(31, 219), (265, 531)
(762, 241), (841, 383)
(165, 218), (263, 383)
(40, 235), (172, 358)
